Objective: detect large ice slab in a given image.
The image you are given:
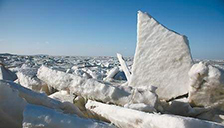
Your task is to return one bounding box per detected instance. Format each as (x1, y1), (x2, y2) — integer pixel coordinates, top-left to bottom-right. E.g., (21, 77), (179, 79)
(37, 66), (158, 107)
(0, 80), (27, 128)
(22, 104), (116, 128)
(86, 100), (224, 128)
(129, 11), (193, 100)
(0, 80), (83, 117)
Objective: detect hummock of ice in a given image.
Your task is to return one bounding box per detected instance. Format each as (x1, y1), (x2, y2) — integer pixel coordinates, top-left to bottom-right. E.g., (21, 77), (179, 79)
(129, 11), (193, 100)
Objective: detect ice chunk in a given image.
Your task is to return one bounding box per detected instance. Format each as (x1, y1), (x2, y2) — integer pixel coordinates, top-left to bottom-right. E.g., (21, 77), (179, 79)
(49, 90), (74, 103)
(129, 11), (193, 100)
(73, 96), (107, 120)
(188, 62), (224, 107)
(0, 80), (83, 117)
(116, 53), (131, 81)
(0, 80), (27, 128)
(163, 98), (207, 117)
(129, 86), (158, 106)
(124, 103), (156, 113)
(37, 66), (158, 107)
(17, 70), (48, 93)
(86, 100), (224, 128)
(188, 62), (224, 124)
(49, 90), (84, 117)
(197, 109), (224, 125)
(23, 104), (116, 128)
(37, 66), (131, 105)
(0, 65), (17, 81)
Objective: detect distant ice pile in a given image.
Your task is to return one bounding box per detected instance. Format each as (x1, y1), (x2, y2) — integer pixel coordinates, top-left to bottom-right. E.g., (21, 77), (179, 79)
(0, 11), (224, 128)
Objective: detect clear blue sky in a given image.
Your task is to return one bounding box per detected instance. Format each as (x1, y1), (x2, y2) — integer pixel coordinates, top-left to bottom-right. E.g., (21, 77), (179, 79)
(0, 0), (223, 59)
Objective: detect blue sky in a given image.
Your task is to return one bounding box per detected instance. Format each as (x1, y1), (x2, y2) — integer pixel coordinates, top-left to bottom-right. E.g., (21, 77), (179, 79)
(0, 0), (223, 59)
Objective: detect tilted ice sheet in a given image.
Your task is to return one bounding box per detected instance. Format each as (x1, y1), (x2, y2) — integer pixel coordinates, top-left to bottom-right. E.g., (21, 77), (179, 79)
(129, 11), (193, 100)
(0, 80), (27, 128)
(116, 53), (131, 81)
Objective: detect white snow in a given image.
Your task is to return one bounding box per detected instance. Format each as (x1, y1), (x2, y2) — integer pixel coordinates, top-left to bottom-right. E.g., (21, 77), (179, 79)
(129, 11), (193, 100)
